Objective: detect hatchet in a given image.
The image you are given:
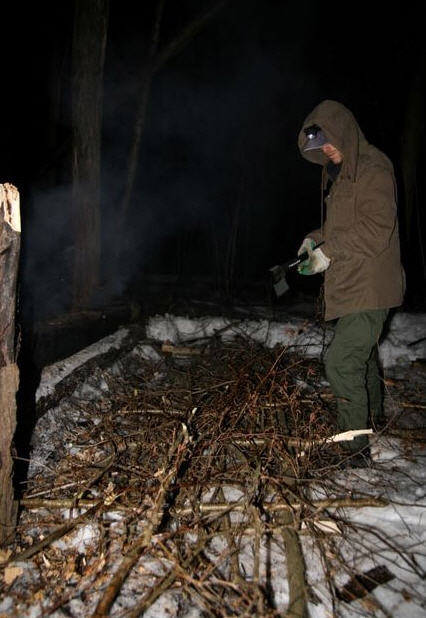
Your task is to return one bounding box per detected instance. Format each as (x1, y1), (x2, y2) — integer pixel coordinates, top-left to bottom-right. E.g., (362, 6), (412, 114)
(269, 241), (325, 297)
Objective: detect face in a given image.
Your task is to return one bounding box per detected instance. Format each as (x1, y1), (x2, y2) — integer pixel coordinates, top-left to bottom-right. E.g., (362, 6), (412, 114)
(321, 143), (343, 164)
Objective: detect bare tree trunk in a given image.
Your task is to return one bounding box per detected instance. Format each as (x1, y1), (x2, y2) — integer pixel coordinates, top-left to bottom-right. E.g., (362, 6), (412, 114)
(116, 0), (230, 261)
(117, 0), (165, 233)
(0, 183), (21, 545)
(71, 0), (109, 310)
(400, 46), (426, 283)
(401, 61), (425, 239)
(225, 151), (246, 298)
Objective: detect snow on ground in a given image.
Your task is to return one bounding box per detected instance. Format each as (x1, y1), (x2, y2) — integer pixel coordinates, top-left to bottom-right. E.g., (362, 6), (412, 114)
(36, 309), (426, 404)
(1, 308), (425, 617)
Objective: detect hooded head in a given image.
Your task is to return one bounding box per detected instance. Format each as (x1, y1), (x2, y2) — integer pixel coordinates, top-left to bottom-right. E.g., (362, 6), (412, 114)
(297, 100), (367, 181)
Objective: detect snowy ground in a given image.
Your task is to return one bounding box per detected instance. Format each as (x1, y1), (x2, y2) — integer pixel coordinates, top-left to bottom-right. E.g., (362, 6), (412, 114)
(0, 308), (425, 617)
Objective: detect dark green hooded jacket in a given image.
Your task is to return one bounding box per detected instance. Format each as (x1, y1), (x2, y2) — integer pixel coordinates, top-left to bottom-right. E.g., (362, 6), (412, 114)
(298, 99), (405, 321)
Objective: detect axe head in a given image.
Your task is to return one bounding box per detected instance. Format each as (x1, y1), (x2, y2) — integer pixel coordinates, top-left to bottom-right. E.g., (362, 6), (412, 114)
(269, 264), (289, 297)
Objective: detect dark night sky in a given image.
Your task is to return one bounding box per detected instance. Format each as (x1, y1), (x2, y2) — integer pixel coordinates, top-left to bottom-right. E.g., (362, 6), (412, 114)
(1, 1), (425, 321)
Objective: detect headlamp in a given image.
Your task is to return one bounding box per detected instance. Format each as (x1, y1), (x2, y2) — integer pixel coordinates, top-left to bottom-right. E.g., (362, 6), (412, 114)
(303, 124), (328, 151)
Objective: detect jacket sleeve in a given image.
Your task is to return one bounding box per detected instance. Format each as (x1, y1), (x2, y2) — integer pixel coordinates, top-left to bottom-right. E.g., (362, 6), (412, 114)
(305, 228), (324, 245)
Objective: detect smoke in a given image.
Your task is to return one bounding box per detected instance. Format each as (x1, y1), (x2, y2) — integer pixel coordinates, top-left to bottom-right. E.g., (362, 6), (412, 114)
(98, 4), (306, 301)
(20, 1), (323, 322)
(19, 185), (74, 323)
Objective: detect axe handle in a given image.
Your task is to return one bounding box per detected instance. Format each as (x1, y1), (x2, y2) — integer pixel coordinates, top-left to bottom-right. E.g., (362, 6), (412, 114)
(287, 240), (325, 270)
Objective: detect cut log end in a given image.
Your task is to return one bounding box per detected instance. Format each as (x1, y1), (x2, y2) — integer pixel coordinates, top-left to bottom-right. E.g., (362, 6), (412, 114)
(0, 183), (21, 233)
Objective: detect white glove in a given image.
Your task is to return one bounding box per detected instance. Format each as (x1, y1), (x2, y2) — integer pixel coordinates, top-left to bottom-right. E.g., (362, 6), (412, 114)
(297, 238), (330, 276)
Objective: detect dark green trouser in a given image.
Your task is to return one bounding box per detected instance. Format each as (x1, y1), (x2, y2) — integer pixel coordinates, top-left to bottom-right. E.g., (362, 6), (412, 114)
(325, 309), (389, 453)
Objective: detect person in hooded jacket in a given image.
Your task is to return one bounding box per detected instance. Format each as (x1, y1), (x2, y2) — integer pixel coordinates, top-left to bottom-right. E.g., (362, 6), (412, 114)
(297, 99), (405, 467)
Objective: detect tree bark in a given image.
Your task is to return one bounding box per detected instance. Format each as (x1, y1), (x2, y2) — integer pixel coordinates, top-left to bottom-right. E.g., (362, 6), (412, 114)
(0, 183), (21, 545)
(71, 0), (109, 310)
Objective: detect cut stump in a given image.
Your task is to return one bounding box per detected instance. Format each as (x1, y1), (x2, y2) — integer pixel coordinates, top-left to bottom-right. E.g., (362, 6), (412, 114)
(0, 183), (21, 545)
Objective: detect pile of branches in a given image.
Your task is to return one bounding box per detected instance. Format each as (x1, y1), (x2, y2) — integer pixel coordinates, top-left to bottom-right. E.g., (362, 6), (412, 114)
(0, 334), (414, 616)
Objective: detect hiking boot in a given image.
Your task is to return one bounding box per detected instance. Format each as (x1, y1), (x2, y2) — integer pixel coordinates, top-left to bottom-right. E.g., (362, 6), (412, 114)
(339, 449), (372, 470)
(371, 416), (387, 432)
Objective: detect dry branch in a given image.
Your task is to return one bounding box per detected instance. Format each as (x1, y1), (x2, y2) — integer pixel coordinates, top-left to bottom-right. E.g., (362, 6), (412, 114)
(6, 502), (104, 563)
(4, 334), (421, 617)
(279, 512), (309, 618)
(91, 410), (197, 617)
(161, 343), (202, 355)
(170, 496), (388, 518)
(401, 401), (426, 409)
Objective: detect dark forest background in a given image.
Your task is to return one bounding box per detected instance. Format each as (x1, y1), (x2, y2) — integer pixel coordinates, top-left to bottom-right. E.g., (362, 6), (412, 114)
(1, 0), (425, 327)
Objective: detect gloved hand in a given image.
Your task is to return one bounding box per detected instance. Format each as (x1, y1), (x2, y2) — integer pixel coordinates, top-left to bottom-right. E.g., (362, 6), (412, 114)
(297, 238), (330, 276)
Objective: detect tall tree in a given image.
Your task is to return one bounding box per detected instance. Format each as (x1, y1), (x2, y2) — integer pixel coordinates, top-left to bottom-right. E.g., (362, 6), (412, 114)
(400, 41), (426, 302)
(69, 1), (229, 303)
(71, 0), (109, 309)
(115, 0), (230, 268)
